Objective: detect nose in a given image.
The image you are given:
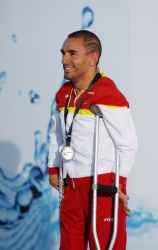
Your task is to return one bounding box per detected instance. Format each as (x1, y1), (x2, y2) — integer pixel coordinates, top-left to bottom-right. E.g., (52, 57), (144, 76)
(61, 53), (69, 65)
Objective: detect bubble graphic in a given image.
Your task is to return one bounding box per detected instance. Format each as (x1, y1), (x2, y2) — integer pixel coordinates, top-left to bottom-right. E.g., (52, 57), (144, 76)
(0, 71), (7, 91)
(81, 6), (94, 29)
(12, 34), (17, 43)
(17, 90), (23, 96)
(29, 90), (40, 104)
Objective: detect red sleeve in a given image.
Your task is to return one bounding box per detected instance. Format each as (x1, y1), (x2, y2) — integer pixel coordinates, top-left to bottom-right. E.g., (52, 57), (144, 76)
(48, 167), (59, 175)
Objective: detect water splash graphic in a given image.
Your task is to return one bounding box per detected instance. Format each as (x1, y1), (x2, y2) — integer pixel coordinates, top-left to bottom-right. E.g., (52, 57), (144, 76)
(0, 71), (7, 91)
(34, 130), (47, 171)
(81, 6), (94, 29)
(0, 130), (60, 250)
(127, 210), (158, 235)
(29, 90), (40, 104)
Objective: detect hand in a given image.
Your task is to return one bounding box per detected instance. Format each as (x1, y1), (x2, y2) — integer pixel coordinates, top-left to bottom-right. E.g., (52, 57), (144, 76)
(49, 174), (59, 191)
(119, 189), (131, 216)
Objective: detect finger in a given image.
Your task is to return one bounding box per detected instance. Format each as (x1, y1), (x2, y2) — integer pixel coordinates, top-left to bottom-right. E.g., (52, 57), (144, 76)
(123, 208), (130, 216)
(123, 206), (131, 216)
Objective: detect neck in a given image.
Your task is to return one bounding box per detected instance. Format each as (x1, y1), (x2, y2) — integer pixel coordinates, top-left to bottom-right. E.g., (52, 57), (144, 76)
(73, 69), (98, 92)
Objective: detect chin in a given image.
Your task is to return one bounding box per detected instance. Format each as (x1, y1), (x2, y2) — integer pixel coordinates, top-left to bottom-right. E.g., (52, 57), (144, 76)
(64, 73), (73, 81)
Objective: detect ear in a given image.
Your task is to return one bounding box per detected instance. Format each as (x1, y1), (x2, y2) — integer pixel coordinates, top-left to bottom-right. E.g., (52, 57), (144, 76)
(88, 52), (99, 66)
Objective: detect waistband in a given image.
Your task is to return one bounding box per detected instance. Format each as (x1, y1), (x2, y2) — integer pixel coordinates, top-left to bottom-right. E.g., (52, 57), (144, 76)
(66, 173), (114, 191)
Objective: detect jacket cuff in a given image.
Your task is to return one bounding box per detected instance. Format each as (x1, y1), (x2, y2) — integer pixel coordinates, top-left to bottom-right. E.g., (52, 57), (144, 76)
(48, 167), (59, 175)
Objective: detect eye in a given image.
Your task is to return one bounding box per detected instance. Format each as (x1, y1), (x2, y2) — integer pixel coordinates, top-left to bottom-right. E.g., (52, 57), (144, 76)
(70, 50), (78, 56)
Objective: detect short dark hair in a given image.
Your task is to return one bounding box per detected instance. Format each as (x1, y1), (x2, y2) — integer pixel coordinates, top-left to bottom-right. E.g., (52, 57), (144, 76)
(68, 30), (102, 65)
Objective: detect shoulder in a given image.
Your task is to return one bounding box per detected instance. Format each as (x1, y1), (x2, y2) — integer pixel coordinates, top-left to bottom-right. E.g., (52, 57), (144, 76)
(93, 76), (129, 107)
(56, 81), (72, 103)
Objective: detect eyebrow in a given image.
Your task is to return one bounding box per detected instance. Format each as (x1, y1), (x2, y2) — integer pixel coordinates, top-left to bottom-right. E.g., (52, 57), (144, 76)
(60, 49), (78, 54)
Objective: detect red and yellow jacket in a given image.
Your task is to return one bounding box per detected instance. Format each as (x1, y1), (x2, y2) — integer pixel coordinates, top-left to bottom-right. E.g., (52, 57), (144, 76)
(48, 74), (137, 185)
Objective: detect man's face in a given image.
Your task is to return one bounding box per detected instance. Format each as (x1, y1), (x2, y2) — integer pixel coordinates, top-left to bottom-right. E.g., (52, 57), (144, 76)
(61, 37), (91, 82)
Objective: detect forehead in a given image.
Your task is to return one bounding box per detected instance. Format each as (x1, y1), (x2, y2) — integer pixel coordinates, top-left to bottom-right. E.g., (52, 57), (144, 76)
(61, 37), (86, 51)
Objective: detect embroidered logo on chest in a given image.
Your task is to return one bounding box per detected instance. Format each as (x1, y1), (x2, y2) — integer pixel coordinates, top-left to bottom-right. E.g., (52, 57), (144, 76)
(88, 91), (95, 95)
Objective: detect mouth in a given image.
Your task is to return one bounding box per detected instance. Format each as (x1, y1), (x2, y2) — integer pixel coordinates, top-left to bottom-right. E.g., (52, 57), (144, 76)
(63, 66), (74, 73)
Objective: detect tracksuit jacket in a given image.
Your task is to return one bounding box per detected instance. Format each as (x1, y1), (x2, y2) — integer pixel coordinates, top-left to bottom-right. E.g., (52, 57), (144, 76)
(48, 74), (137, 186)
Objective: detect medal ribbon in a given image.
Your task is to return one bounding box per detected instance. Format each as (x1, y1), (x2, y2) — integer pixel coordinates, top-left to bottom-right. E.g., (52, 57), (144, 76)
(64, 72), (101, 146)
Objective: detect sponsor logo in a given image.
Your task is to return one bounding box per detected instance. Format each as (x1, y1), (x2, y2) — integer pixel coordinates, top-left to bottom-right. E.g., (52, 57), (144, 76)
(88, 91), (95, 95)
(104, 217), (114, 222)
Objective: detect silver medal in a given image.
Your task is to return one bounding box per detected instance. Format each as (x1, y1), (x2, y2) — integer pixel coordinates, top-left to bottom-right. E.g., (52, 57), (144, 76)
(61, 146), (75, 160)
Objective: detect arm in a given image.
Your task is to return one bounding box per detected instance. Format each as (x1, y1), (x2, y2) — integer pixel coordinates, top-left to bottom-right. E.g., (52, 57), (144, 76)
(119, 187), (130, 216)
(48, 107), (63, 190)
(98, 105), (137, 178)
(49, 172), (59, 190)
(98, 105), (137, 215)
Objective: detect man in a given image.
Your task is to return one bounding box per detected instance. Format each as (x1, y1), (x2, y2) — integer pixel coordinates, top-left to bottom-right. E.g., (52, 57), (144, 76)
(48, 30), (137, 250)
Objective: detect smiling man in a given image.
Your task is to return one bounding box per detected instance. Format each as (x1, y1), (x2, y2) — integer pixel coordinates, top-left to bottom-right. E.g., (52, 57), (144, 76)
(60, 33), (101, 92)
(48, 30), (137, 250)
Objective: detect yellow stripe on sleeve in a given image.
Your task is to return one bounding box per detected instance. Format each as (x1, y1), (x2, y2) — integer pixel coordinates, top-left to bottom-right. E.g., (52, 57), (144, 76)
(59, 107), (93, 116)
(98, 104), (128, 109)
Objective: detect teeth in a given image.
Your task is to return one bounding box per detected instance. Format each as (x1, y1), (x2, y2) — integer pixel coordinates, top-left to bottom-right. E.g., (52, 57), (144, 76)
(64, 65), (72, 69)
